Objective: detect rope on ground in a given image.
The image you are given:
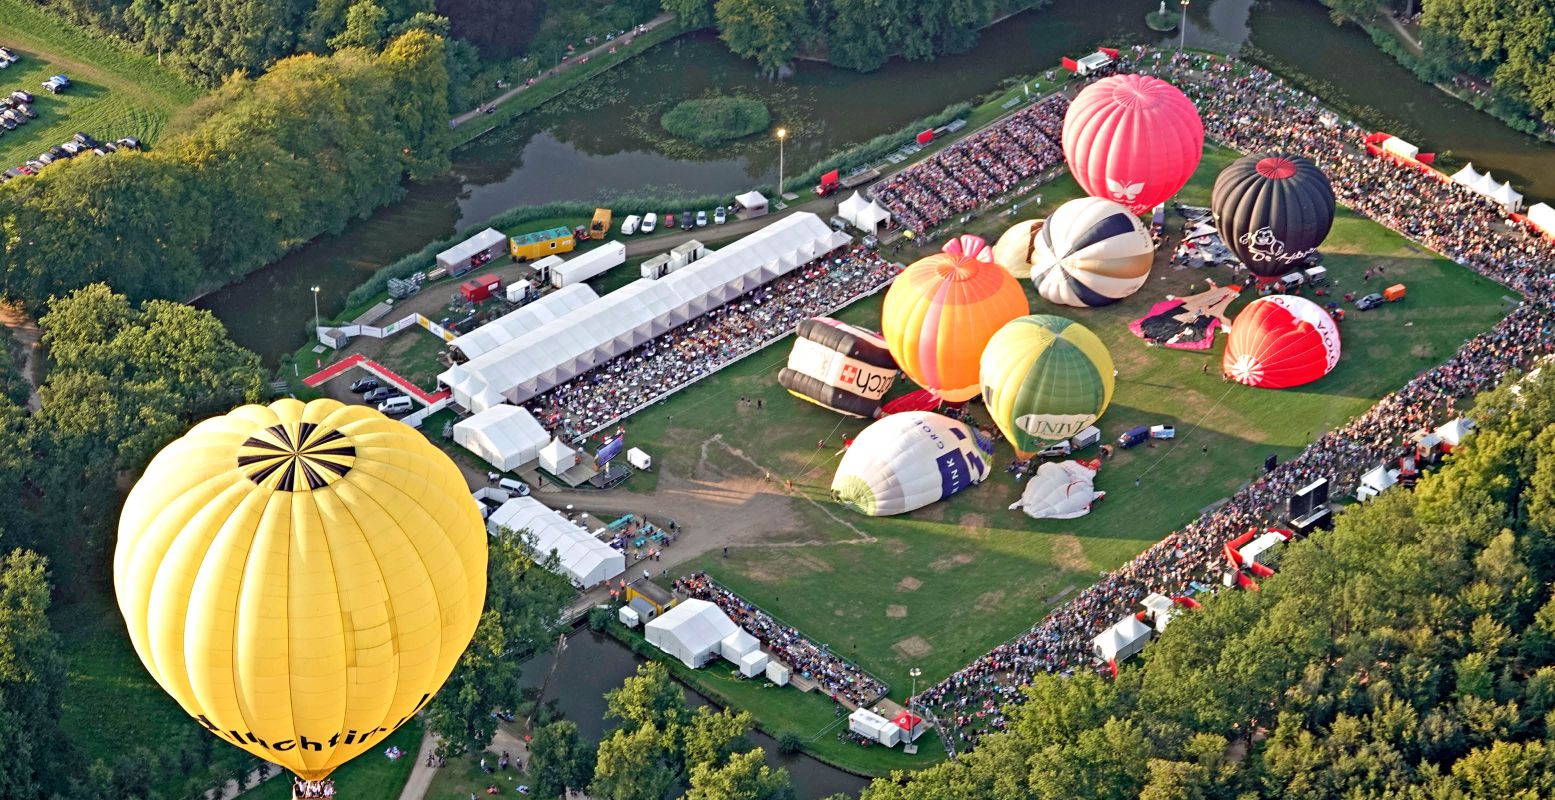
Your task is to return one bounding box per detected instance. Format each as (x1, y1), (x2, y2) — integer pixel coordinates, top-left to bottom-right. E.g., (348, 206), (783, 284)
(1133, 381), (1239, 483)
(787, 415), (847, 484)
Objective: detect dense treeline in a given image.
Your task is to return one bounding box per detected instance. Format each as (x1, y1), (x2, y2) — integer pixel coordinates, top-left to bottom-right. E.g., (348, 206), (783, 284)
(1320, 0), (1555, 135)
(0, 285), (265, 800)
(855, 368), (1555, 799)
(0, 29), (450, 311)
(663, 0), (1052, 75)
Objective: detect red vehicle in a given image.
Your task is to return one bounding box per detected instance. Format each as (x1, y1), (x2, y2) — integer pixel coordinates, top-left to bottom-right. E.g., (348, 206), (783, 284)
(459, 273), (501, 303)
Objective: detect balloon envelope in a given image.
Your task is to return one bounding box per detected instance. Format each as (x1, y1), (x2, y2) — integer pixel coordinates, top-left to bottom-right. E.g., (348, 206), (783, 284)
(778, 316), (898, 418)
(1211, 153), (1336, 280)
(832, 411), (993, 516)
(1223, 295), (1341, 388)
(881, 235), (1029, 402)
(1063, 74), (1204, 214)
(1009, 460), (1102, 520)
(1020, 197), (1155, 307)
(980, 315), (1115, 458)
(115, 398), (487, 780)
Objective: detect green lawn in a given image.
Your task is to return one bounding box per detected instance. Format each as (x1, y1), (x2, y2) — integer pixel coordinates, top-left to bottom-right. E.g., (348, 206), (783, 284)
(0, 0), (199, 166)
(424, 745), (533, 800)
(607, 143), (1510, 770)
(246, 721), (423, 800)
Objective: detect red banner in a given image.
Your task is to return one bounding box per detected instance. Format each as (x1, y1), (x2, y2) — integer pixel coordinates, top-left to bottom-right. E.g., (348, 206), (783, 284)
(916, 129), (934, 145)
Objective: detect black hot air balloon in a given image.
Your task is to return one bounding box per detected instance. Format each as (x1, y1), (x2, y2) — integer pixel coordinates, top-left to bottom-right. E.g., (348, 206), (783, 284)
(1211, 153), (1335, 281)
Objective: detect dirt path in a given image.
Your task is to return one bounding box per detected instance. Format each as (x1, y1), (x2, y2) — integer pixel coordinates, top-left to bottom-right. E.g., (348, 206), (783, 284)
(450, 14), (675, 127)
(0, 303), (43, 411)
(399, 723), (592, 800)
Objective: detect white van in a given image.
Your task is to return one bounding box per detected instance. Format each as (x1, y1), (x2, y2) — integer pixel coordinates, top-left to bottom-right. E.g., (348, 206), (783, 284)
(498, 477), (531, 497)
(620, 214), (641, 235)
(641, 212), (657, 233)
(377, 396), (414, 416)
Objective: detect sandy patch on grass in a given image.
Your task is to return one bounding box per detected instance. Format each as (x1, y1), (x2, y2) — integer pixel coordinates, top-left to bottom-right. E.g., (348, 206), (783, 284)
(886, 604), (908, 619)
(893, 636), (934, 659)
(878, 537), (909, 556)
(974, 590), (1005, 612)
(1051, 534), (1089, 572)
(959, 512), (988, 536)
(896, 576), (922, 592)
(745, 551), (833, 584)
(929, 552), (976, 572)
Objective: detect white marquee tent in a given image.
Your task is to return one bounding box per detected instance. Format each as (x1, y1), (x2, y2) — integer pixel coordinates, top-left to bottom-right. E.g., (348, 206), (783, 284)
(1357, 463), (1399, 502)
(436, 228), (507, 272)
(1452, 164), (1525, 211)
(1092, 614), (1152, 662)
(838, 191), (891, 233)
(538, 437), (579, 475)
(1451, 162), (1481, 189)
(721, 629), (760, 661)
(1528, 202), (1555, 237)
(644, 598), (740, 669)
(1436, 417), (1474, 447)
(453, 405), (550, 471)
(487, 496), (625, 588)
(440, 214), (851, 410)
(450, 284), (600, 360)
(735, 190), (769, 217)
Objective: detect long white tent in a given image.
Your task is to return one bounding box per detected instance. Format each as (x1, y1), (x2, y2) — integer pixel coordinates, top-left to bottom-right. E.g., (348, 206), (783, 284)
(1528, 202), (1555, 237)
(450, 284), (601, 360)
(453, 404), (550, 471)
(440, 213), (851, 411)
(487, 496), (625, 588)
(436, 228), (507, 272)
(644, 598), (740, 669)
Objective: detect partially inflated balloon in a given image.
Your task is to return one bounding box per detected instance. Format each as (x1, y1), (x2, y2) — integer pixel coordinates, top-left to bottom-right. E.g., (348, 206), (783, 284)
(1222, 295), (1341, 388)
(832, 411), (993, 516)
(1063, 74), (1204, 214)
(1014, 197), (1155, 307)
(980, 315), (1115, 458)
(1211, 153), (1335, 281)
(992, 219), (1044, 280)
(778, 317), (898, 418)
(115, 399), (487, 781)
(881, 235), (1029, 402)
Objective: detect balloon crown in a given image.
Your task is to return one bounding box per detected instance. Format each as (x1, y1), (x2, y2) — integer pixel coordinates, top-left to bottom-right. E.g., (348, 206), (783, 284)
(236, 421), (357, 491)
(1105, 74), (1170, 109)
(1255, 156), (1298, 180)
(933, 235), (993, 279)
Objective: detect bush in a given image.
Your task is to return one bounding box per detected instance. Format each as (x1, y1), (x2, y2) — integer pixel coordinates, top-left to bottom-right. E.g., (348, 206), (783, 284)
(587, 606), (611, 631)
(776, 731), (805, 755)
(660, 96), (772, 145)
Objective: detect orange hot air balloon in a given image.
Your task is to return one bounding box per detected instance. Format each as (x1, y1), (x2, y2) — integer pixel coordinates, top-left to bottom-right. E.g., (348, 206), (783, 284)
(881, 235), (1030, 402)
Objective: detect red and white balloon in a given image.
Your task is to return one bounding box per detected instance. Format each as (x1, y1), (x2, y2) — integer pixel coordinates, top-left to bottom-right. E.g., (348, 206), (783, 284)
(1222, 296), (1341, 389)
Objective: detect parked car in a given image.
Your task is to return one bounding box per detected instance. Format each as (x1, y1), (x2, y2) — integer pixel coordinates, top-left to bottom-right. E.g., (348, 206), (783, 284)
(714, 206), (727, 224)
(72, 132), (97, 147)
(662, 212), (675, 228)
(0, 47), (18, 61)
(0, 117), (13, 131)
(35, 152), (53, 165)
(1355, 292), (1386, 311)
(15, 103), (34, 119)
(10, 90), (33, 104)
(46, 145), (67, 160)
(23, 160), (41, 172)
(641, 212), (657, 233)
(0, 58), (9, 70)
(1117, 425), (1151, 449)
(41, 78), (66, 94)
(696, 210), (708, 227)
(498, 477), (531, 497)
(862, 234), (880, 250)
(349, 377), (380, 393)
(363, 387), (400, 403)
(116, 136), (141, 150)
(620, 214), (641, 235)
(60, 141), (84, 156)
(680, 210), (693, 230)
(2, 110), (22, 126)
(377, 396), (414, 416)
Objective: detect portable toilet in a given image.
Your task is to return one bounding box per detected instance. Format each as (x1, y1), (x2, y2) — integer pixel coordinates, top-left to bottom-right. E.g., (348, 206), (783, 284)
(618, 604), (642, 628)
(764, 660), (791, 686)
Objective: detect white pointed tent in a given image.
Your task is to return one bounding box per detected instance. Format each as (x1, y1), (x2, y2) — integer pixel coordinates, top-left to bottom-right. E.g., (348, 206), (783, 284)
(1491, 181), (1524, 212)
(487, 496), (625, 588)
(450, 284), (600, 360)
(1451, 162), (1481, 189)
(1436, 417), (1474, 448)
(839, 191), (892, 233)
(452, 405), (550, 471)
(1528, 202), (1555, 236)
(1092, 614), (1152, 662)
(644, 598), (741, 669)
(439, 213), (851, 409)
(538, 437), (579, 475)
(1453, 165), (1526, 211)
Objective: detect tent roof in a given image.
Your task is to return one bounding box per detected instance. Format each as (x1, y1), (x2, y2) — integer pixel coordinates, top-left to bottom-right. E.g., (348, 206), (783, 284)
(735, 190), (768, 208)
(437, 228), (506, 265)
(1451, 163), (1481, 186)
(1093, 615), (1151, 659)
(1436, 417), (1474, 444)
(439, 213), (849, 406)
(451, 284), (600, 359)
(539, 437), (576, 462)
(646, 598), (739, 654)
(839, 191), (869, 218)
(1529, 202), (1555, 234)
(488, 496), (624, 586)
(892, 711), (924, 731)
(453, 405), (548, 461)
(1491, 181), (1523, 209)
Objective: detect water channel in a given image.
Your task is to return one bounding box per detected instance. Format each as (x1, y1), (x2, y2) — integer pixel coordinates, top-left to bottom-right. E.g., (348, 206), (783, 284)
(199, 0), (1555, 363)
(517, 630), (870, 799)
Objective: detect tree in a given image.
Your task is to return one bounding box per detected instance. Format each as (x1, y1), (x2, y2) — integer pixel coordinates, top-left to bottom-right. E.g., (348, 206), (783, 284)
(528, 720), (594, 799)
(683, 748), (793, 800)
(591, 723), (675, 800)
(663, 0), (716, 28)
(329, 0), (391, 50)
(681, 707), (755, 772)
(0, 549), (69, 799)
(424, 531), (572, 753)
(826, 0), (889, 72)
(714, 0), (809, 77)
(605, 662), (691, 733)
(432, 0), (545, 59)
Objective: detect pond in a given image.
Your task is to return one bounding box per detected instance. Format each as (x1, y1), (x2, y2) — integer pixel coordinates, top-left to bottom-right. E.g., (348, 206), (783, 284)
(518, 629), (870, 799)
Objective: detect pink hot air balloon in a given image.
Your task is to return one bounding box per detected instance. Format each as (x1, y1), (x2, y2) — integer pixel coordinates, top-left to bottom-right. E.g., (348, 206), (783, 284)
(1063, 74), (1205, 214)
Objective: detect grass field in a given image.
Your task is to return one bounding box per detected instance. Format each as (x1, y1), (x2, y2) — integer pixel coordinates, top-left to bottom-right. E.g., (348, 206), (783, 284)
(0, 0), (198, 167)
(598, 143), (1511, 769)
(245, 721), (423, 800)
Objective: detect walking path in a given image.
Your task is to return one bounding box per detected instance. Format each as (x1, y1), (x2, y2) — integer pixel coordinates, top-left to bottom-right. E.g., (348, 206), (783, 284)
(449, 13), (676, 128)
(398, 722), (594, 800)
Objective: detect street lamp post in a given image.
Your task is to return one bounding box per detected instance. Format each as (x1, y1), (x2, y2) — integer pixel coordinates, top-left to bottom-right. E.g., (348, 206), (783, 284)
(909, 667), (921, 714)
(776, 127), (787, 203)
(310, 285), (320, 333)
(1180, 0), (1190, 50)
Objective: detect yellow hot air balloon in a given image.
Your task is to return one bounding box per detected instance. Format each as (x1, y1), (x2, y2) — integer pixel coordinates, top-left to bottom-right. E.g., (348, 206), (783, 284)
(881, 235), (1030, 402)
(980, 315), (1115, 459)
(115, 398), (487, 781)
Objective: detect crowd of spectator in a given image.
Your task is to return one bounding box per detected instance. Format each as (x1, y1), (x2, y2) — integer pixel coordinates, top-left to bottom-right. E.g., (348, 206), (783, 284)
(524, 248), (900, 438)
(870, 95), (1070, 235)
(913, 47), (1555, 752)
(674, 572), (888, 707)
